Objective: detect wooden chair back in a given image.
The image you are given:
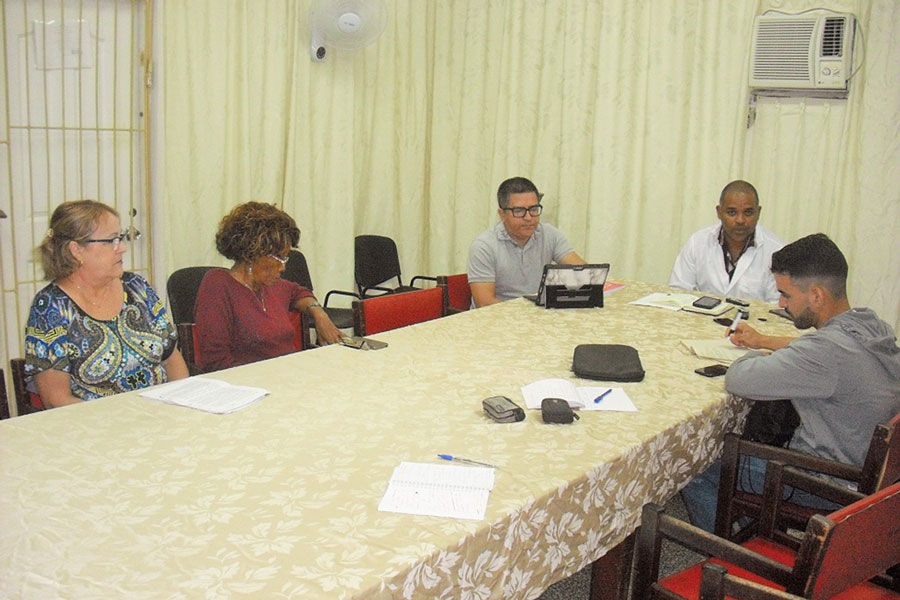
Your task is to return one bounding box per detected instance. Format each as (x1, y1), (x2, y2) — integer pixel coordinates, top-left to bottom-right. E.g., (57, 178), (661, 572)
(10, 358), (44, 415)
(352, 286), (447, 337)
(0, 368), (9, 420)
(436, 274), (471, 313)
(715, 409), (900, 540)
(858, 410), (900, 493)
(799, 482), (900, 598)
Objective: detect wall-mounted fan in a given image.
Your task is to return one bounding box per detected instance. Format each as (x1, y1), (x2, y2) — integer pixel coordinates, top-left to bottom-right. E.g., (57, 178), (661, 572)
(310, 0), (388, 61)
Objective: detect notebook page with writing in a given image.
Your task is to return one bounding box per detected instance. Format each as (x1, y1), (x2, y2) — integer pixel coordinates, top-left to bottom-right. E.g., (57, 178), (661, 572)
(378, 462), (495, 520)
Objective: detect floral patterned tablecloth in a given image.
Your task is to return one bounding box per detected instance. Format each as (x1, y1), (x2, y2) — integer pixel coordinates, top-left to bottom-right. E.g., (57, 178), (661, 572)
(0, 281), (797, 599)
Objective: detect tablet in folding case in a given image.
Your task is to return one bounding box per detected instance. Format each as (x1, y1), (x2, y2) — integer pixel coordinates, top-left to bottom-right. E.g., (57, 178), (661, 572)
(533, 263), (610, 309)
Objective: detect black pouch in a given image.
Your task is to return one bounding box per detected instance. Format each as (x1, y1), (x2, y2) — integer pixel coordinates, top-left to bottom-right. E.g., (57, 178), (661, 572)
(482, 396), (525, 423)
(541, 398), (580, 424)
(741, 399), (800, 447)
(572, 344), (645, 382)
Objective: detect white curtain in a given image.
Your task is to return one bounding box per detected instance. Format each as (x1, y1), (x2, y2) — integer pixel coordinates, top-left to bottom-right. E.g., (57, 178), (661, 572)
(160, 0), (900, 330)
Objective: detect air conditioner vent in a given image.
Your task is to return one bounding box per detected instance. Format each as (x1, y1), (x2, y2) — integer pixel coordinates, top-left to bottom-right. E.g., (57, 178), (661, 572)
(821, 18), (844, 56)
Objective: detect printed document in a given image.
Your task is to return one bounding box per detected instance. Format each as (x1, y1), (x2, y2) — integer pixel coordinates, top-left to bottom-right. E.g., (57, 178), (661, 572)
(140, 378), (269, 414)
(378, 461), (495, 520)
(521, 378), (637, 412)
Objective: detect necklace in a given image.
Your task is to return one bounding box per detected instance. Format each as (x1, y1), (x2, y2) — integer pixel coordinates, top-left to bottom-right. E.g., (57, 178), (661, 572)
(233, 271), (267, 312)
(73, 280), (113, 310)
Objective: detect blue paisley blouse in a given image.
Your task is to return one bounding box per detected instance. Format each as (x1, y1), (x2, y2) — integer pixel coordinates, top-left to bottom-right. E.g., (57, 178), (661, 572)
(24, 272), (177, 400)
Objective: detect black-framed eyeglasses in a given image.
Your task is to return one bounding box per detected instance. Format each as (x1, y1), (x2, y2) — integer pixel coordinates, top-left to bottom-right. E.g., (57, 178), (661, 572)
(83, 226), (141, 248)
(502, 204), (543, 218)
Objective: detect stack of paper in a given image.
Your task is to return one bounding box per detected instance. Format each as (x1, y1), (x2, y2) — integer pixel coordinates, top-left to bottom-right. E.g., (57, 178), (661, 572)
(378, 461), (495, 520)
(681, 339), (751, 364)
(140, 378), (269, 414)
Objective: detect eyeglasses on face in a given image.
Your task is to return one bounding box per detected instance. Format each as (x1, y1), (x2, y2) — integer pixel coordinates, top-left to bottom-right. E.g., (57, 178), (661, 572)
(269, 254), (289, 265)
(84, 226), (142, 248)
(502, 204), (543, 218)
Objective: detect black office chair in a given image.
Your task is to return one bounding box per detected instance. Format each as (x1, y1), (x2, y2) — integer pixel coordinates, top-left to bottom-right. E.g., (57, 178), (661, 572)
(166, 266), (216, 375)
(282, 250), (355, 330)
(354, 235), (432, 297)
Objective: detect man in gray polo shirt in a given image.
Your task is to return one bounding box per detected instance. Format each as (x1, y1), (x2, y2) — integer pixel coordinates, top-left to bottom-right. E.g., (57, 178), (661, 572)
(467, 177), (585, 307)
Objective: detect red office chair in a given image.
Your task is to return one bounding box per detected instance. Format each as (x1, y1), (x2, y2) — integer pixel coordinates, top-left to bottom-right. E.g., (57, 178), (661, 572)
(715, 409), (900, 541)
(436, 274), (471, 313)
(352, 286), (447, 337)
(634, 464), (900, 599)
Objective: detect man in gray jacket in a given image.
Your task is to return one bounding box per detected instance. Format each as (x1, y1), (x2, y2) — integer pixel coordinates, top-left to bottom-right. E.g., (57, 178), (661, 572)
(682, 233), (900, 531)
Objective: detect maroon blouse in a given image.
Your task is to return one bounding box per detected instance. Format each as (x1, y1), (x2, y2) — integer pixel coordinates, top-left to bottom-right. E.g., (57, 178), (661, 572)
(194, 269), (314, 372)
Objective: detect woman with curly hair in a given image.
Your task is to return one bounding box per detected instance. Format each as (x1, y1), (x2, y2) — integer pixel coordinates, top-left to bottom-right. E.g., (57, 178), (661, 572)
(195, 202), (342, 371)
(24, 200), (189, 406)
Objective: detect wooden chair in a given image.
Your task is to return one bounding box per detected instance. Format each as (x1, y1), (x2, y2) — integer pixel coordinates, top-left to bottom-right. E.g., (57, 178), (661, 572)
(633, 462), (900, 599)
(10, 358), (44, 415)
(352, 286), (447, 337)
(436, 274), (471, 313)
(715, 409), (900, 541)
(0, 367), (9, 420)
(354, 235), (432, 297)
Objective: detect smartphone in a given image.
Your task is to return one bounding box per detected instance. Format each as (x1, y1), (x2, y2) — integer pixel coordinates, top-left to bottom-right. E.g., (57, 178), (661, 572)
(692, 296), (722, 310)
(694, 364), (728, 377)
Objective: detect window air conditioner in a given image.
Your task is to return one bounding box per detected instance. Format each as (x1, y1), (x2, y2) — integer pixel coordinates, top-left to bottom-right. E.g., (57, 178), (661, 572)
(749, 12), (855, 91)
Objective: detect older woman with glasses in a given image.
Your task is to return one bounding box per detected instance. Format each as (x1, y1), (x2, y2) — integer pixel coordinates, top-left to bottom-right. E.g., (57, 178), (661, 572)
(194, 202), (342, 372)
(24, 200), (189, 407)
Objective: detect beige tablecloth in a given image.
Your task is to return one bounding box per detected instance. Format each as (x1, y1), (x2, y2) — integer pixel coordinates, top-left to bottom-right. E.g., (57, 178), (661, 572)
(0, 281), (797, 598)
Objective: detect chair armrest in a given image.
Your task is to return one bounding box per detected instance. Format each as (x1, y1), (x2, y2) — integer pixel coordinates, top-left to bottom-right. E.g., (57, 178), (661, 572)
(634, 503), (793, 598)
(410, 275), (438, 287)
(323, 289), (359, 307)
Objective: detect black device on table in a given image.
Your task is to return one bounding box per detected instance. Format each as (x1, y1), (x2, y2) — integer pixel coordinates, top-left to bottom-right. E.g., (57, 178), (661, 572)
(694, 364), (728, 377)
(691, 296), (721, 310)
(524, 263), (610, 309)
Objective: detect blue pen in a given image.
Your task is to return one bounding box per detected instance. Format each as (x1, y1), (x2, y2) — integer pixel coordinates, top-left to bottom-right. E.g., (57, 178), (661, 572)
(593, 389), (613, 404)
(438, 454), (498, 468)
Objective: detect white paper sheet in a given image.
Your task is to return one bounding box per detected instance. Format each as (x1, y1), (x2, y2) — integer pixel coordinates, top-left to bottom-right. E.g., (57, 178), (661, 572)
(520, 378), (637, 412)
(140, 378), (269, 414)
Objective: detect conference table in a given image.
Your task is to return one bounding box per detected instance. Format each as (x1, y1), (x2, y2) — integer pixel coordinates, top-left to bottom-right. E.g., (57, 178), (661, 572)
(0, 281), (797, 599)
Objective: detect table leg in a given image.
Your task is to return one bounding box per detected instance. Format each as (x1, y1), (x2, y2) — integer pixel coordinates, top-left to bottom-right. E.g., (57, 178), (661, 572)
(589, 533), (635, 600)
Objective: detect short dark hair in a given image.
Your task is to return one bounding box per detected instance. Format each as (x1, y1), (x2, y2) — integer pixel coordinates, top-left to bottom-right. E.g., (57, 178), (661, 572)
(719, 180), (759, 205)
(497, 177), (542, 209)
(215, 202), (300, 263)
(771, 233), (848, 299)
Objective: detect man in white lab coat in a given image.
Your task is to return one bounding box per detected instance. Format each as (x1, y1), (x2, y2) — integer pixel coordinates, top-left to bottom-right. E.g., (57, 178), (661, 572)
(668, 180), (783, 303)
